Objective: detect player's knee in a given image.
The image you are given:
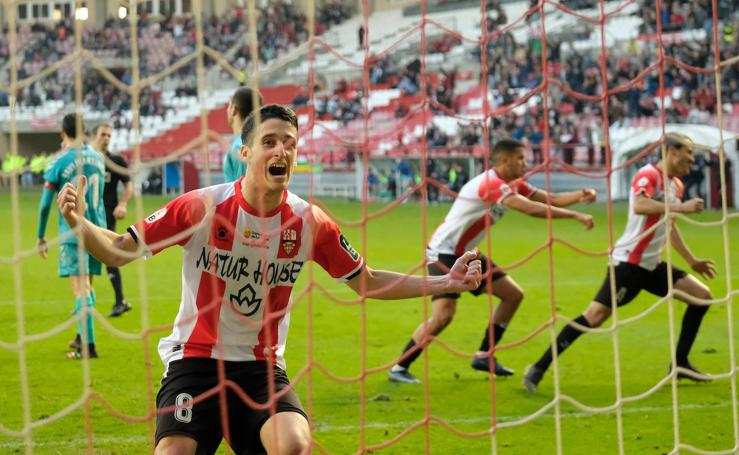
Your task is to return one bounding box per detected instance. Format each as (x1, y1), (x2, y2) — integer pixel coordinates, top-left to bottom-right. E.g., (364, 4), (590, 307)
(589, 316), (605, 328)
(584, 304), (610, 328)
(271, 433), (310, 455)
(509, 287), (524, 306)
(435, 311), (455, 330)
(694, 285), (713, 302)
(265, 426), (311, 455)
(155, 435), (197, 455)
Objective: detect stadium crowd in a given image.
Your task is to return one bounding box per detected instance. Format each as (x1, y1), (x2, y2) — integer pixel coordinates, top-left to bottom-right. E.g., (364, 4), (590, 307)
(288, 0), (738, 166)
(1, 0), (736, 165)
(1, 0), (354, 117)
(231, 0), (353, 67)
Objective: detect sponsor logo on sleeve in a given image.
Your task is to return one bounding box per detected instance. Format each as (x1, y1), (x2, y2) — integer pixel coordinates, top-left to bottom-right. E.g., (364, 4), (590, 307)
(339, 234), (359, 261)
(145, 208), (167, 224)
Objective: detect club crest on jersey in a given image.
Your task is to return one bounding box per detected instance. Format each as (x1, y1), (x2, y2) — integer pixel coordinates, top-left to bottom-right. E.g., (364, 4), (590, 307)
(339, 234), (359, 261)
(145, 208), (167, 224)
(281, 228), (298, 255)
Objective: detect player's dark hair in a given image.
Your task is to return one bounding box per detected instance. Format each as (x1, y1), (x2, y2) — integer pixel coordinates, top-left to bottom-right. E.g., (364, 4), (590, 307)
(94, 122), (112, 134)
(62, 113), (85, 139)
(665, 132), (694, 151)
(492, 138), (525, 160)
(241, 104), (298, 146)
(231, 87), (264, 121)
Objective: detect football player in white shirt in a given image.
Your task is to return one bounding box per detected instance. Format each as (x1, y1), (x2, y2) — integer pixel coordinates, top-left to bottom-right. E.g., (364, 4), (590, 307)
(524, 133), (716, 392)
(56, 104), (483, 455)
(389, 138), (597, 384)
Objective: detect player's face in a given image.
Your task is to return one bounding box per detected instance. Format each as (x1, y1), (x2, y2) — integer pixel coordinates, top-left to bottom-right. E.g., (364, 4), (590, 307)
(242, 118), (298, 193)
(670, 145), (694, 177)
(227, 102), (236, 127)
(506, 147), (527, 178)
(95, 127), (112, 152)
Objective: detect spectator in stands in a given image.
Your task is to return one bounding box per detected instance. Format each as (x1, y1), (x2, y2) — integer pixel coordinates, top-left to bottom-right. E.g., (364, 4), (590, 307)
(367, 166), (379, 197)
(398, 70), (419, 96)
(682, 153), (708, 201)
(386, 169), (397, 199)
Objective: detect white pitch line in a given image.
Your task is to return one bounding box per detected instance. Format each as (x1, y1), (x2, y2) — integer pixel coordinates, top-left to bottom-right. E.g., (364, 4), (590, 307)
(311, 400), (735, 432)
(0, 400), (734, 448)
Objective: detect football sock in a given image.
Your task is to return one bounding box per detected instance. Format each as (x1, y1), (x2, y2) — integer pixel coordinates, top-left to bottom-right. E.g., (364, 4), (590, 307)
(397, 339), (423, 369)
(478, 323), (507, 353)
(107, 266), (125, 305)
(83, 294), (96, 345)
(534, 315), (591, 372)
(676, 304), (709, 364)
(74, 296), (82, 316)
(75, 296), (84, 341)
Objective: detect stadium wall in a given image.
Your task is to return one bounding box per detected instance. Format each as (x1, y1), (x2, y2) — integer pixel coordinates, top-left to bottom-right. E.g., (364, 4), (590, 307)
(0, 131), (60, 159)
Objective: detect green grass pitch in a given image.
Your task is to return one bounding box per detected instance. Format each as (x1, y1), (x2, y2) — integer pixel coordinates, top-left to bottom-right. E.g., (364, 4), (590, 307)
(0, 190), (737, 454)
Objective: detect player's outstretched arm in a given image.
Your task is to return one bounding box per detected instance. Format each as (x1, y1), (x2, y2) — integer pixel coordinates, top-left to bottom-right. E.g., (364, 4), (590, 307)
(57, 177), (138, 267)
(670, 222), (717, 280)
(633, 193), (704, 216)
(530, 188), (597, 207)
(36, 184), (56, 258)
(345, 250), (482, 299)
(504, 194), (594, 229)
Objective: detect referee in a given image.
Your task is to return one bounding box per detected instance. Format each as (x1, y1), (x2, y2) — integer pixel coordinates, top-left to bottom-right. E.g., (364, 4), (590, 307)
(92, 123), (133, 317)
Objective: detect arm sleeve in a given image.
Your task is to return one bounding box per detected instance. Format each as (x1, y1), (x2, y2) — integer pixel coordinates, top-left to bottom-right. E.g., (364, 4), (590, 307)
(632, 170), (658, 197)
(515, 180), (538, 199)
(477, 175), (513, 203)
(128, 191), (207, 257)
(115, 155), (130, 183)
(37, 186), (55, 239)
(309, 206), (364, 282)
(42, 160), (59, 190)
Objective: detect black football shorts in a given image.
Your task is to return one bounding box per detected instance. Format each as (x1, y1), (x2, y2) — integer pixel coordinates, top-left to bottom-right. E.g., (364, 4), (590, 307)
(155, 358), (307, 455)
(593, 261), (687, 307)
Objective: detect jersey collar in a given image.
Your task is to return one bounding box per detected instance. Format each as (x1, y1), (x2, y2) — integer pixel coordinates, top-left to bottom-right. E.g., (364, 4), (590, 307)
(235, 177), (287, 217)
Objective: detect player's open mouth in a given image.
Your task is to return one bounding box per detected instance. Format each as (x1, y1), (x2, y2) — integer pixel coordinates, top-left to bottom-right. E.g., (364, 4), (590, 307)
(268, 163), (288, 176)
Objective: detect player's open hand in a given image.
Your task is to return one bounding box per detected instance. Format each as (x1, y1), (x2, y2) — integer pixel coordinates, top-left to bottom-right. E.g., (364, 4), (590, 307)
(37, 238), (47, 259)
(691, 258), (717, 280)
(575, 213), (594, 230)
(680, 198), (704, 214)
(579, 189), (597, 204)
(447, 250), (482, 292)
(57, 175), (87, 227)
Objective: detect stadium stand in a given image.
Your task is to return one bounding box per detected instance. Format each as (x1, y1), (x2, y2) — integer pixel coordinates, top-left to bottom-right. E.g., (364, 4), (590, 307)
(0, 0), (737, 168)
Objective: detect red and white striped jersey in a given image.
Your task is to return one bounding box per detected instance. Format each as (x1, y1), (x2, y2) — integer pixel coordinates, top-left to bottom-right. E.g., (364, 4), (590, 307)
(612, 164), (684, 270)
(426, 169), (537, 260)
(128, 178), (364, 370)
